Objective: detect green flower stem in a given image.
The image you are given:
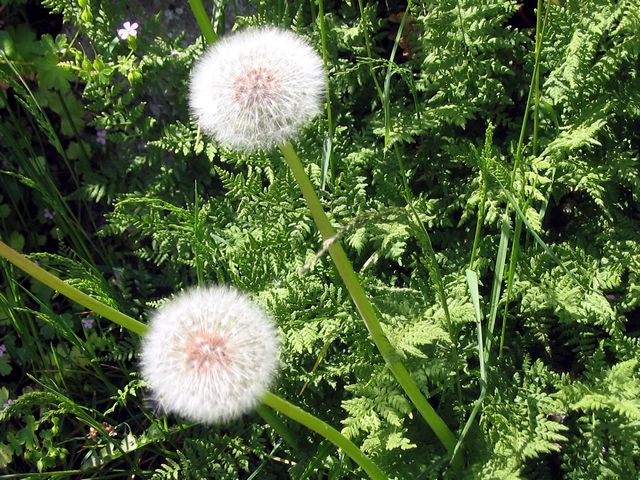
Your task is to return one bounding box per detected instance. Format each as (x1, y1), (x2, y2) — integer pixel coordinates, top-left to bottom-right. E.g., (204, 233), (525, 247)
(0, 240), (147, 336)
(279, 142), (457, 455)
(261, 392), (387, 480)
(0, 239), (386, 478)
(187, 0), (217, 44)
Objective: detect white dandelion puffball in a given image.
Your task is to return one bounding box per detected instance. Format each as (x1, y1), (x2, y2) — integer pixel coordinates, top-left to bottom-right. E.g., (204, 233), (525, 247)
(141, 286), (280, 424)
(189, 26), (325, 150)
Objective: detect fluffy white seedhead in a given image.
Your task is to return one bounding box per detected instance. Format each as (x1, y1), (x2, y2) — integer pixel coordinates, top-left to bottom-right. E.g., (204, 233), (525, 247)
(189, 26), (325, 150)
(140, 286), (279, 424)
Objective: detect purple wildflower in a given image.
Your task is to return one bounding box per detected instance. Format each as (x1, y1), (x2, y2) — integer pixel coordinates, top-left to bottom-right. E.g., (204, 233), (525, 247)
(118, 21), (139, 40)
(96, 129), (107, 144)
(2, 399), (13, 410)
(43, 208), (55, 220)
(82, 317), (95, 330)
(0, 344), (6, 357)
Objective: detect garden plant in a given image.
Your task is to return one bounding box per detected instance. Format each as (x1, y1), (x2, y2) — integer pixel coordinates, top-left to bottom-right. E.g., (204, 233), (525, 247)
(1, 0), (639, 478)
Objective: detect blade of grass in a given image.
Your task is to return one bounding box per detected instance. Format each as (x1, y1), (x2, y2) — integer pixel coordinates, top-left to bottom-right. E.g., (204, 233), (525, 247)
(246, 440), (284, 480)
(452, 270), (487, 462)
(357, 0), (384, 100)
(501, 189), (585, 290)
(485, 220), (510, 362)
(1, 98), (101, 265)
(468, 124), (494, 269)
(292, 440), (334, 480)
(193, 181), (204, 286)
(0, 52), (78, 187)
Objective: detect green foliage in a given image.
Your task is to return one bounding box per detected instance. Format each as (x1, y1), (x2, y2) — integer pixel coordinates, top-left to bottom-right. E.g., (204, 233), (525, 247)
(1, 0), (640, 478)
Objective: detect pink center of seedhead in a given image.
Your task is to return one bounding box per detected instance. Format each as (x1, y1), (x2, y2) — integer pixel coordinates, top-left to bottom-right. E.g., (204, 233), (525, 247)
(233, 67), (281, 109)
(185, 331), (230, 373)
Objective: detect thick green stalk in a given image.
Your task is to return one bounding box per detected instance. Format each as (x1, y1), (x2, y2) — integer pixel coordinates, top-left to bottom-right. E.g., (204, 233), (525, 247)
(187, 0), (217, 44)
(0, 240), (147, 336)
(262, 392), (387, 480)
(280, 142), (456, 455)
(0, 240), (385, 478)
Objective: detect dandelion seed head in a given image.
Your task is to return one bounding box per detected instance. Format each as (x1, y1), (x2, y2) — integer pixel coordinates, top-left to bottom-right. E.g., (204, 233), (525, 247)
(140, 285), (279, 424)
(189, 26), (325, 150)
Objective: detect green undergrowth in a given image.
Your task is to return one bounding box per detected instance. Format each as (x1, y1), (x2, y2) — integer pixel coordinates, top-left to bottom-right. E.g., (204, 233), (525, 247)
(1, 0), (639, 478)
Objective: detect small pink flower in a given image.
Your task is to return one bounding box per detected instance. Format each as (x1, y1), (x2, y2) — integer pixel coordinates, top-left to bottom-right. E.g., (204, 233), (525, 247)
(113, 270), (122, 288)
(82, 317), (95, 330)
(43, 208), (55, 220)
(96, 129), (107, 144)
(118, 21), (139, 40)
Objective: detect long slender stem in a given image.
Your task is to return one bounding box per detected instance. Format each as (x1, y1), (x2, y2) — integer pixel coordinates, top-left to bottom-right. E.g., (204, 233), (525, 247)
(376, 5), (455, 356)
(316, 0), (335, 188)
(0, 241), (147, 335)
(317, 0), (333, 138)
(262, 392), (387, 480)
(376, 5), (454, 341)
(357, 0), (384, 100)
(497, 0), (546, 357)
(383, 12), (458, 400)
(395, 145), (454, 341)
(280, 142), (457, 455)
(0, 239), (385, 478)
(187, 0), (217, 44)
